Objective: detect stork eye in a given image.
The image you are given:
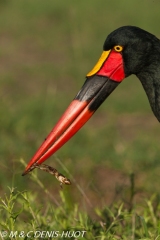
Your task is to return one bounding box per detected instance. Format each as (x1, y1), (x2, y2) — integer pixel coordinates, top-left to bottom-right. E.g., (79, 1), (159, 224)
(114, 45), (123, 52)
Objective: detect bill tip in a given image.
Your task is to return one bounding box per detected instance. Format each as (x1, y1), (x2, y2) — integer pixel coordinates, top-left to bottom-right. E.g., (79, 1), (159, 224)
(22, 171), (27, 176)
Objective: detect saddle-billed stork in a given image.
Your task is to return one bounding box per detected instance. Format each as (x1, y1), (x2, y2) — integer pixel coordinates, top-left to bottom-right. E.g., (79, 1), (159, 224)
(22, 26), (160, 176)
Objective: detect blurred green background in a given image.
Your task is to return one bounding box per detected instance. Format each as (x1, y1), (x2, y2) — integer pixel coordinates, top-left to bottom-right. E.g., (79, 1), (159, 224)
(0, 0), (160, 211)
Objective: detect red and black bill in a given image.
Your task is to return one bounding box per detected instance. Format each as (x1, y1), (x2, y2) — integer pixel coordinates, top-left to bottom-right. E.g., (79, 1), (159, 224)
(22, 48), (125, 176)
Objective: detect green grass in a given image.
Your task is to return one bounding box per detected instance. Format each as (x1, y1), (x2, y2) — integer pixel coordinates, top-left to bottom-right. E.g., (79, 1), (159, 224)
(1, 0), (160, 238)
(1, 174), (160, 240)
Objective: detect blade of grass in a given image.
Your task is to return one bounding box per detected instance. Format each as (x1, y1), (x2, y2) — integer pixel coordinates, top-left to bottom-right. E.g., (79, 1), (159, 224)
(55, 156), (93, 208)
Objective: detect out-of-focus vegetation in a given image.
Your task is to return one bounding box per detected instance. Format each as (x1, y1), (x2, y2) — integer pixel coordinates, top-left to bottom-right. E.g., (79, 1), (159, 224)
(0, 0), (160, 238)
(1, 184), (160, 239)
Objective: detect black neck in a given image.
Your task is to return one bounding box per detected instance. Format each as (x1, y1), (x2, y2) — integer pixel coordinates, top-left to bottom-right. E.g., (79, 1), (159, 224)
(137, 66), (160, 122)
